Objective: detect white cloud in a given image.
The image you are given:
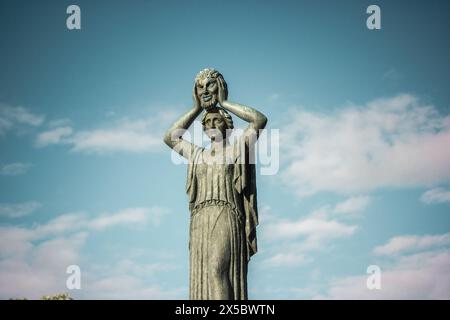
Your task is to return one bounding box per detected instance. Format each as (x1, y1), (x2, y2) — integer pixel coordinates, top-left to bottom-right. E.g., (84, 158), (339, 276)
(310, 196), (372, 220)
(0, 163), (32, 176)
(373, 233), (450, 256)
(318, 248), (450, 299)
(0, 207), (163, 259)
(262, 252), (312, 268)
(0, 104), (44, 134)
(264, 197), (365, 244)
(0, 232), (87, 299)
(47, 118), (72, 128)
(35, 110), (178, 153)
(83, 275), (186, 299)
(77, 257), (183, 299)
(0, 207), (167, 259)
(89, 207), (168, 230)
(33, 213), (86, 237)
(0, 226), (34, 257)
(332, 196), (371, 215)
(265, 218), (357, 242)
(260, 197), (366, 268)
(0, 206), (171, 299)
(33, 207), (168, 237)
(420, 188), (450, 204)
(36, 126), (73, 147)
(71, 128), (161, 153)
(112, 259), (177, 276)
(309, 233), (450, 299)
(281, 94), (450, 196)
(0, 201), (41, 218)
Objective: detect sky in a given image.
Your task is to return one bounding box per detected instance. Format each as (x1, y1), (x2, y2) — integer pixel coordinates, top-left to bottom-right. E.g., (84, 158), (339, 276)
(0, 0), (449, 299)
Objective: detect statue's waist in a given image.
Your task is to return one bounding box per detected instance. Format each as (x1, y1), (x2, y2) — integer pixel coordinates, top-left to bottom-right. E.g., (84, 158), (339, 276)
(191, 199), (242, 219)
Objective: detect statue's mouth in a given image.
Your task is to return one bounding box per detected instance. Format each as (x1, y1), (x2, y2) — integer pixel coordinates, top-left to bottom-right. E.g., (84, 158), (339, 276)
(202, 95), (212, 102)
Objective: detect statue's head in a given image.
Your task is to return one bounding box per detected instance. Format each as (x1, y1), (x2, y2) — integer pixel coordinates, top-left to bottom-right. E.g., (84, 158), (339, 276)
(201, 108), (234, 142)
(195, 68), (228, 109)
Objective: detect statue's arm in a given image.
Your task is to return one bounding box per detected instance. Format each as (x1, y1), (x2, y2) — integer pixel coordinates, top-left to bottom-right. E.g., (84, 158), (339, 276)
(216, 78), (267, 134)
(221, 100), (267, 132)
(163, 85), (202, 158)
(163, 108), (201, 147)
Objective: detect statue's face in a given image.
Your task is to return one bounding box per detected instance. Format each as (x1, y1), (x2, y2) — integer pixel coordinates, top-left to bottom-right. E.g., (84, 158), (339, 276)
(203, 112), (227, 141)
(196, 77), (218, 109)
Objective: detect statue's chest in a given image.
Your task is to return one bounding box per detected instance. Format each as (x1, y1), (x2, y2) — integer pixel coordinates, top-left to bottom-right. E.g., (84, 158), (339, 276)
(195, 162), (234, 178)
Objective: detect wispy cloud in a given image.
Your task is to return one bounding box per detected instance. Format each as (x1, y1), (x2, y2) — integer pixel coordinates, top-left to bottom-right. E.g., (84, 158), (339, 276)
(0, 207), (168, 258)
(36, 126), (73, 147)
(260, 196), (367, 268)
(265, 217), (356, 242)
(281, 94), (450, 196)
(0, 104), (44, 134)
(310, 196), (371, 220)
(0, 163), (33, 176)
(317, 233), (450, 299)
(0, 206), (171, 299)
(83, 275), (186, 299)
(0, 232), (87, 299)
(35, 110), (178, 153)
(262, 252), (313, 268)
(89, 207), (168, 230)
(318, 252), (450, 299)
(420, 188), (450, 204)
(71, 127), (161, 153)
(332, 196), (371, 215)
(373, 233), (450, 256)
(79, 258), (184, 299)
(382, 68), (403, 83)
(0, 201), (41, 218)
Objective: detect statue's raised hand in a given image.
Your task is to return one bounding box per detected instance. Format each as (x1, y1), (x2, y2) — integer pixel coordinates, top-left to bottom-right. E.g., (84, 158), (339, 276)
(192, 83), (202, 111)
(217, 77), (227, 107)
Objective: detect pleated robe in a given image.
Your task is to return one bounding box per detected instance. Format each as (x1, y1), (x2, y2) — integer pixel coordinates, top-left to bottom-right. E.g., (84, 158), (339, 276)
(185, 137), (259, 300)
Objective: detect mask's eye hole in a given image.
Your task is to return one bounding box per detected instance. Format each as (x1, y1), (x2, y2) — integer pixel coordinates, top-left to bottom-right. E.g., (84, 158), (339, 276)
(207, 81), (216, 90)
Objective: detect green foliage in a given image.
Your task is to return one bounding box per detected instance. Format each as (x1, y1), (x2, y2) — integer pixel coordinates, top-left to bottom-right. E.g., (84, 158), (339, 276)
(10, 293), (73, 300)
(41, 293), (73, 300)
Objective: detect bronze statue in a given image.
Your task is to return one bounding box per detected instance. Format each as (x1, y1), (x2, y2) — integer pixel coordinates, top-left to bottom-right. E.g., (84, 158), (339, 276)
(163, 68), (267, 300)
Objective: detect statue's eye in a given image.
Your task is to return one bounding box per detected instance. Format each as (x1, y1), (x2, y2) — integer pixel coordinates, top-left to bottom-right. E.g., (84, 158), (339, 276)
(207, 81), (216, 89)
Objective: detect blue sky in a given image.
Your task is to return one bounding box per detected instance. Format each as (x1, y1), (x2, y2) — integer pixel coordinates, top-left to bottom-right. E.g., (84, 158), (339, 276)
(0, 0), (449, 299)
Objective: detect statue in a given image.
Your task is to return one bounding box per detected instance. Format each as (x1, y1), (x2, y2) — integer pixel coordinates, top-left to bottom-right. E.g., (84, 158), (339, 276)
(163, 68), (267, 300)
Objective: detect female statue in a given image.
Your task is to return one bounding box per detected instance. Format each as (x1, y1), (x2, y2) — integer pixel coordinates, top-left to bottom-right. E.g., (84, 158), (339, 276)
(163, 69), (267, 300)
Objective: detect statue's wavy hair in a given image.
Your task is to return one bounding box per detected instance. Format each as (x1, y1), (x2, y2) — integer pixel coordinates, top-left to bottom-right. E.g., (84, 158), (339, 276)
(201, 107), (234, 130)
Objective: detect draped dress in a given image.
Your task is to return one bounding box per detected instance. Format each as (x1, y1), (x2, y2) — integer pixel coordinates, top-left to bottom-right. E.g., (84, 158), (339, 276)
(185, 133), (259, 300)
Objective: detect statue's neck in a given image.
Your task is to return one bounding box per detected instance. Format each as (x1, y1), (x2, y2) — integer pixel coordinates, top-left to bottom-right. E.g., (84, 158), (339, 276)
(211, 139), (229, 150)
